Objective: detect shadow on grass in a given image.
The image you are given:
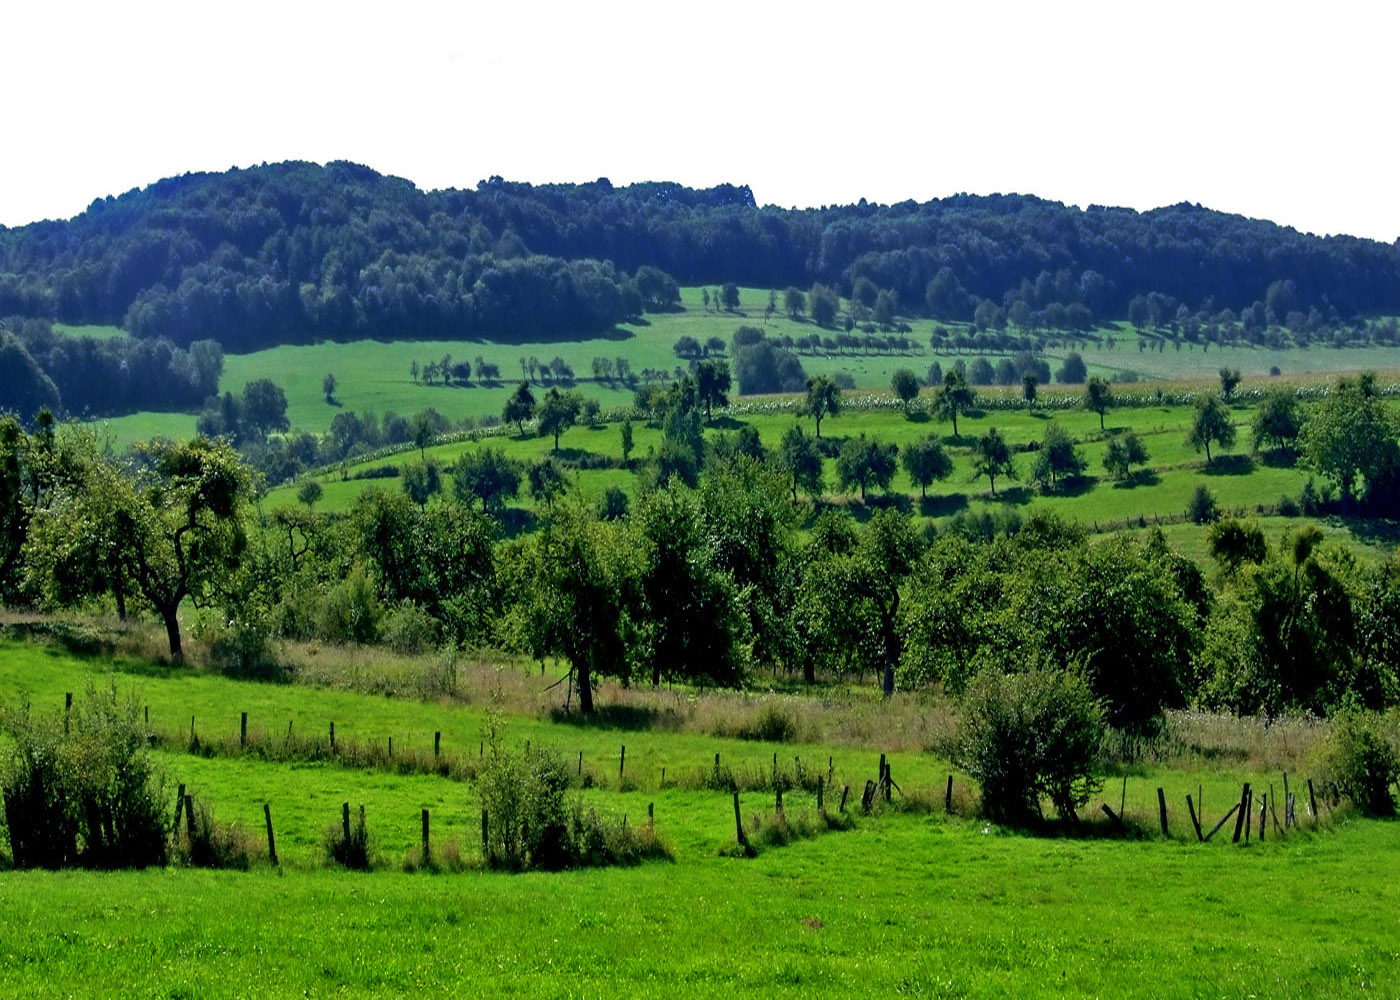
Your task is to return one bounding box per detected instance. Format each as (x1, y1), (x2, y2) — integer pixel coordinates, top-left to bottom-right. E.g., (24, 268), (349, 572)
(707, 416), (747, 431)
(1111, 470), (1161, 489)
(1258, 449), (1299, 469)
(989, 485), (1034, 506)
(1044, 475), (1097, 498)
(1202, 454), (1256, 476)
(494, 507), (539, 539)
(548, 703), (683, 732)
(904, 410), (930, 423)
(1337, 517), (1400, 548)
(919, 493), (969, 517)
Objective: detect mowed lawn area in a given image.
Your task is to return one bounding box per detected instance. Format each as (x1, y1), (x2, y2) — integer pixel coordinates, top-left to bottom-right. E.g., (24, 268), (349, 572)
(1, 640), (1398, 998)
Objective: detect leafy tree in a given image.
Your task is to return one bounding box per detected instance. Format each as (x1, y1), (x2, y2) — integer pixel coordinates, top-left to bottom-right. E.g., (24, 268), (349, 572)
(503, 382), (536, 435)
(620, 419), (634, 466)
(1056, 352), (1087, 384)
(784, 286), (806, 318)
(528, 457), (569, 510)
(323, 372), (337, 403)
(1251, 387), (1302, 456)
(1022, 373), (1038, 408)
(402, 460), (442, 510)
(901, 435), (953, 499)
(241, 379), (290, 438)
(1207, 518), (1267, 577)
(933, 367), (976, 437)
(1299, 374), (1400, 509)
(694, 359), (731, 422)
(809, 284), (840, 327)
(1186, 394), (1236, 463)
(972, 427), (1016, 497)
(1219, 367), (1242, 399)
(804, 375), (842, 438)
(452, 448), (521, 513)
(537, 388), (582, 452)
(776, 424), (823, 502)
(29, 436), (255, 659)
(890, 368), (919, 414)
(732, 338), (807, 395)
(411, 411), (436, 461)
(1102, 432), (1150, 481)
(1187, 484), (1219, 523)
(673, 335), (702, 359)
(1083, 376), (1112, 430)
(297, 479), (323, 511)
(1031, 423), (1085, 490)
(721, 283), (740, 311)
(836, 435), (898, 501)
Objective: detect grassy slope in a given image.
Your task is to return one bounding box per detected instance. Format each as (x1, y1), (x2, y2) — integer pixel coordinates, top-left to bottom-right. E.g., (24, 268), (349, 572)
(70, 287), (1400, 447)
(2, 640), (1398, 998)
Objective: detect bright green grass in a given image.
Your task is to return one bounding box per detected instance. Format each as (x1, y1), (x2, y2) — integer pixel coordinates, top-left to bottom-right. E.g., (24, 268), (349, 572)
(2, 638), (1398, 998)
(51, 323), (128, 341)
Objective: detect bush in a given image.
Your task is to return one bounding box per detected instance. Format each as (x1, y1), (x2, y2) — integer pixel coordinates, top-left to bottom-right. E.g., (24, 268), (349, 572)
(382, 600), (439, 655)
(0, 685), (168, 869)
(317, 563), (383, 644)
(207, 620), (284, 681)
(325, 805), (375, 869)
(176, 804), (257, 869)
(1186, 484), (1219, 524)
(726, 703), (798, 743)
(1313, 712), (1399, 817)
(956, 668), (1105, 825)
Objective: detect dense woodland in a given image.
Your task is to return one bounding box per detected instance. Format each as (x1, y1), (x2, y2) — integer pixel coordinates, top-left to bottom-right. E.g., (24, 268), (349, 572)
(3, 160), (1399, 360)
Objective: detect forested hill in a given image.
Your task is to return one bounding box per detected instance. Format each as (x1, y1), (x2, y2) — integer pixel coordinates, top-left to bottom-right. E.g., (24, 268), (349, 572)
(2, 159), (1399, 351)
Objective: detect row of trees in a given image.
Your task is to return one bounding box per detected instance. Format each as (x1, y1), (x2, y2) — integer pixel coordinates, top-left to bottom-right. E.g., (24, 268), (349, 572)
(4, 162), (1397, 355)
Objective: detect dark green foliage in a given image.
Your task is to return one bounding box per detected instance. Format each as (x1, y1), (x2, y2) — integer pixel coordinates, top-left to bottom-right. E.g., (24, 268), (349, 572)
(933, 368), (975, 437)
(1187, 394), (1236, 463)
(835, 435), (898, 501)
(1187, 484), (1219, 524)
(0, 685), (168, 869)
(452, 448), (521, 513)
(1103, 432), (1150, 481)
(694, 358), (731, 421)
(1299, 373), (1400, 510)
(325, 806), (375, 870)
(1031, 423), (1085, 490)
(803, 375), (841, 438)
(901, 435), (953, 498)
(972, 428), (1016, 496)
(536, 388), (582, 451)
(1207, 518), (1267, 576)
(732, 337), (806, 396)
(775, 424), (823, 501)
(1056, 352), (1087, 384)
(1252, 388), (1301, 455)
(1219, 367), (1242, 399)
(503, 382), (536, 434)
(956, 668), (1105, 825)
(890, 368), (920, 412)
(400, 459), (441, 509)
(1083, 377), (1112, 430)
(178, 804), (257, 870)
(1312, 712), (1399, 817)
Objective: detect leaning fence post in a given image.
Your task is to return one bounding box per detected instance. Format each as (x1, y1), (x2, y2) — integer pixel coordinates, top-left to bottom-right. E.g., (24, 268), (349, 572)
(480, 809), (489, 858)
(1186, 794), (1203, 842)
(173, 783), (186, 832)
(264, 803), (278, 866)
(840, 784), (850, 813)
(619, 745), (626, 780)
(330, 722), (336, 754)
(184, 794), (196, 838)
(1307, 778), (1318, 823)
(733, 790), (748, 848)
(817, 776), (825, 816)
(1157, 787), (1169, 837)
(945, 775), (954, 812)
(1231, 784), (1250, 843)
(422, 809), (430, 862)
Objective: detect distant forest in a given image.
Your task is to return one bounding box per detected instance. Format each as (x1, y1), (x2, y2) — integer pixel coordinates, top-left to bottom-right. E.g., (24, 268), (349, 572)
(2, 160), (1399, 355)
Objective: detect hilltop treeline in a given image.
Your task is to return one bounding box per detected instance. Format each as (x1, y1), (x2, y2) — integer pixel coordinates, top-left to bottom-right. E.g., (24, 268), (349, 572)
(1, 161), (1397, 351)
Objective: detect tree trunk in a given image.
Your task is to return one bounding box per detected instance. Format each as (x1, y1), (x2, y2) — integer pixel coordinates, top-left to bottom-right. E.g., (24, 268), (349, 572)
(577, 660), (594, 714)
(803, 658), (815, 685)
(113, 575), (127, 622)
(161, 605), (184, 661)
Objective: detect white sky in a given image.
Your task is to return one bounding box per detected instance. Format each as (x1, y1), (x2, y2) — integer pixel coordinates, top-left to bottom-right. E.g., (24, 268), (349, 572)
(4, 0), (1398, 242)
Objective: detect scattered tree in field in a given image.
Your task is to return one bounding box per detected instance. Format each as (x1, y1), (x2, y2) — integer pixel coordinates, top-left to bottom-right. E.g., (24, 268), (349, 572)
(836, 435), (898, 502)
(410, 360), (419, 384)
(452, 448), (521, 513)
(503, 382), (536, 435)
(1022, 373), (1038, 408)
(1083, 377), (1112, 430)
(701, 289), (711, 312)
(721, 283), (741, 312)
(402, 460), (442, 510)
(1056, 352), (1087, 384)
(901, 435), (953, 498)
(1031, 423), (1085, 490)
(1103, 432), (1150, 481)
(620, 419), (634, 466)
(972, 427), (1016, 496)
(785, 286), (806, 319)
(809, 284), (840, 327)
(695, 359), (731, 422)
(1251, 387), (1302, 456)
(1298, 373), (1400, 509)
(411, 411), (436, 461)
(1219, 367), (1242, 400)
(1207, 518), (1267, 577)
(528, 457), (569, 510)
(1187, 484), (1219, 524)
(323, 372), (338, 403)
(891, 368), (920, 414)
(776, 424), (824, 502)
(934, 367), (976, 438)
(673, 335), (702, 360)
(1186, 394), (1236, 463)
(804, 375), (842, 438)
(537, 389), (583, 452)
(297, 479), (323, 511)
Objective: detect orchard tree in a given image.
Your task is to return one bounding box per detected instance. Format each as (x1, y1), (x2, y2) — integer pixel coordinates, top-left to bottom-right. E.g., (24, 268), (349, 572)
(1083, 377), (1112, 430)
(695, 358), (731, 422)
(804, 375), (842, 438)
(934, 367), (976, 437)
(323, 372), (338, 403)
(1031, 423), (1085, 490)
(721, 282), (741, 312)
(972, 427), (1016, 496)
(503, 381), (537, 435)
(296, 479), (323, 511)
(1299, 373), (1400, 508)
(1219, 367), (1242, 400)
(1022, 373), (1038, 408)
(776, 424), (824, 502)
(537, 388), (582, 452)
(1187, 394), (1236, 463)
(901, 435), (953, 499)
(836, 435), (898, 502)
(402, 459), (442, 510)
(1251, 387), (1302, 456)
(1103, 432), (1151, 481)
(891, 368), (920, 414)
(452, 448), (521, 513)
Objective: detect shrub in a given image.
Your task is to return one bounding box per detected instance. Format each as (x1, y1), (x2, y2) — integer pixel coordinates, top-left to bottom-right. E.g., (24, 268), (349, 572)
(0, 685), (168, 869)
(1186, 484), (1219, 524)
(382, 600), (439, 655)
(207, 620), (284, 681)
(727, 703), (799, 743)
(1312, 712), (1399, 817)
(317, 563), (383, 644)
(1277, 495), (1301, 517)
(956, 667), (1105, 825)
(177, 804), (257, 870)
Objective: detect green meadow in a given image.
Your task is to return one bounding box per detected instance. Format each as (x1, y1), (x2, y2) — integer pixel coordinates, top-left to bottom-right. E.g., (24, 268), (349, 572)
(2, 639), (1398, 998)
(72, 286), (1400, 448)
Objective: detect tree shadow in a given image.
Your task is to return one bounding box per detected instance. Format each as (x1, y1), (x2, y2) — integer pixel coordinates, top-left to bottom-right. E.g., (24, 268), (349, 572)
(548, 703), (682, 732)
(919, 493), (969, 517)
(707, 416), (747, 431)
(904, 410), (930, 423)
(494, 507), (539, 539)
(1258, 449), (1298, 469)
(991, 485), (1035, 506)
(1111, 470), (1161, 490)
(1047, 475), (1096, 498)
(1202, 454), (1256, 477)
(1337, 517), (1400, 548)
(1028, 411), (1051, 420)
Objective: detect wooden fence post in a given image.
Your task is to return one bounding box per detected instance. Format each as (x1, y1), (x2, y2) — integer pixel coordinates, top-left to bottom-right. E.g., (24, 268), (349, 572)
(578, 751), (583, 776)
(775, 787), (783, 816)
(64, 693), (72, 733)
(330, 722), (336, 754)
(342, 802), (351, 843)
(840, 784), (850, 813)
(388, 736), (393, 758)
(241, 712), (248, 748)
(1186, 794), (1203, 842)
(945, 775), (954, 812)
(817, 776), (825, 816)
(1157, 787), (1168, 837)
(732, 790), (748, 847)
(1283, 773), (1292, 828)
(1307, 778), (1318, 823)
(184, 794), (196, 838)
(1231, 784), (1250, 843)
(1203, 802), (1239, 842)
(422, 809), (430, 861)
(434, 732), (441, 758)
(481, 809), (489, 858)
(173, 783), (186, 832)
(647, 802), (654, 823)
(619, 745), (626, 780)
(264, 803), (278, 866)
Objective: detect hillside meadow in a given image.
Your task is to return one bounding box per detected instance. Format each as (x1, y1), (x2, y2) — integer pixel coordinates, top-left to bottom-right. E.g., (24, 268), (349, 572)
(73, 286), (1400, 447)
(1, 637), (1397, 998)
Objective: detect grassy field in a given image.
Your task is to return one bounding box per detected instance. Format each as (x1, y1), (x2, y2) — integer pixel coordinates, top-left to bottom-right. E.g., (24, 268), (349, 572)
(1, 638), (1397, 998)
(70, 287), (1400, 447)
